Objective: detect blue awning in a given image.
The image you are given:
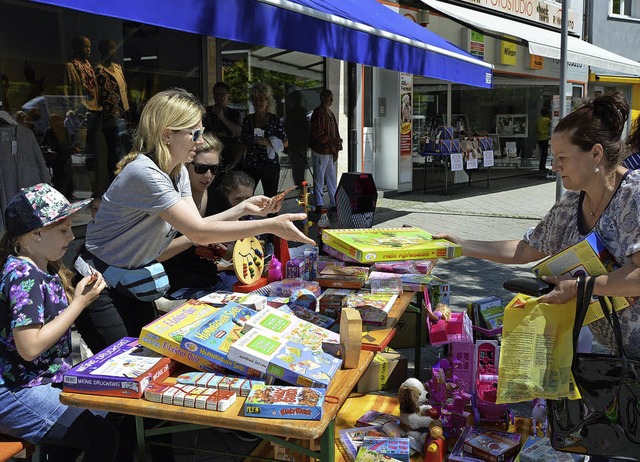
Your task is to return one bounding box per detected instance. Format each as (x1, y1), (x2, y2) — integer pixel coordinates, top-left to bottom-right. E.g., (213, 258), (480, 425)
(31, 0), (493, 88)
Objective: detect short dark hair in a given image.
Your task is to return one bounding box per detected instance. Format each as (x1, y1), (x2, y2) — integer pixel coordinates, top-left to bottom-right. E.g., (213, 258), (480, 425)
(320, 89), (333, 99)
(213, 82), (231, 93)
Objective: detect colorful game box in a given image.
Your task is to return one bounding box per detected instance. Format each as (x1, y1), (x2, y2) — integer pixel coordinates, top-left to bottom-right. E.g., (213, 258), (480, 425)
(360, 436), (410, 462)
(144, 382), (236, 411)
(180, 302), (263, 378)
(344, 292), (398, 326)
(279, 303), (336, 329)
(322, 227), (462, 263)
(139, 299), (227, 373)
(318, 288), (354, 321)
(244, 384), (325, 420)
(175, 371), (264, 397)
(198, 291), (267, 311)
(316, 264), (369, 289)
(338, 426), (386, 461)
(462, 427), (521, 462)
(63, 337), (177, 398)
(241, 306), (340, 353)
(532, 231), (630, 324)
(227, 328), (342, 388)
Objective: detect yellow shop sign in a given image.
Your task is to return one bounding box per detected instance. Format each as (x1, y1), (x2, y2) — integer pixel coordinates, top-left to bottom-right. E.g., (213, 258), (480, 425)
(500, 40), (517, 66)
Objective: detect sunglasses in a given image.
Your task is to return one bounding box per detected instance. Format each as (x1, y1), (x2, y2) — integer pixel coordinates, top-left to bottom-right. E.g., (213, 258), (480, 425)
(191, 162), (220, 175)
(175, 128), (205, 142)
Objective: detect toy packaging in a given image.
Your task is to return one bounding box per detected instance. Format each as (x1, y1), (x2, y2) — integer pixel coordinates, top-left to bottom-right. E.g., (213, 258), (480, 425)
(199, 291), (267, 311)
(338, 425), (386, 461)
(367, 271), (403, 294)
(243, 384), (325, 420)
(144, 382), (236, 411)
(356, 410), (399, 427)
(138, 300), (226, 373)
(279, 303), (335, 329)
(317, 288), (354, 321)
(268, 278), (321, 297)
(180, 302), (264, 378)
(373, 260), (435, 274)
(344, 292), (398, 326)
(322, 227), (462, 263)
(227, 328), (343, 388)
(241, 306), (340, 353)
(63, 337), (177, 398)
(353, 447), (403, 462)
(360, 436), (410, 462)
(175, 371), (264, 397)
(532, 230), (630, 324)
(316, 264), (369, 289)
(462, 427), (521, 462)
(517, 436), (585, 462)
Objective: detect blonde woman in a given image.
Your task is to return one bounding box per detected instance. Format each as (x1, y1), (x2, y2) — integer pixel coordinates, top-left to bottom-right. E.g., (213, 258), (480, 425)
(239, 82), (288, 197)
(76, 88), (313, 355)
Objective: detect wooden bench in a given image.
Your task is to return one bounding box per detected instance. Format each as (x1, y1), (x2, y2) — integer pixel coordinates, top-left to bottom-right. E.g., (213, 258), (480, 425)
(0, 435), (32, 461)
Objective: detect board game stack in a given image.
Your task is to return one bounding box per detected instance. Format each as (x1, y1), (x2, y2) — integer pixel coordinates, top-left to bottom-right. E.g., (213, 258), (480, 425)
(180, 302), (263, 378)
(462, 427), (521, 462)
(144, 382), (236, 411)
(139, 299), (226, 373)
(343, 292), (398, 326)
(241, 306), (340, 353)
(338, 426), (386, 461)
(227, 328), (342, 388)
(63, 337), (177, 398)
(175, 371), (264, 397)
(243, 384), (325, 420)
(317, 288), (354, 321)
(322, 227), (462, 263)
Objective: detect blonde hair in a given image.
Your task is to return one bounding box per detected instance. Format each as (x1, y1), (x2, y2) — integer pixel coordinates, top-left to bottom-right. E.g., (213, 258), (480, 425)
(250, 82), (276, 113)
(116, 88), (205, 179)
(196, 132), (223, 155)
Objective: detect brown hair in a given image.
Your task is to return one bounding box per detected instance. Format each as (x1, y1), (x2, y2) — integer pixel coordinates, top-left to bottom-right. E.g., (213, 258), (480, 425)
(554, 92), (629, 171)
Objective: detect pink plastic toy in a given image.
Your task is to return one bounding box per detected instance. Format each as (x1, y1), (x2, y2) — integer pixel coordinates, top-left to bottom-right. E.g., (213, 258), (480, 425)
(472, 341), (513, 427)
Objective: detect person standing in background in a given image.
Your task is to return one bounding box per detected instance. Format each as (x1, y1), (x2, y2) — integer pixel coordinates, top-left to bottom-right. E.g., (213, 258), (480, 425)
(624, 113), (640, 170)
(95, 38), (129, 181)
(537, 106), (551, 172)
(283, 90), (310, 187)
(204, 82), (242, 172)
(309, 89), (342, 211)
(239, 82), (288, 198)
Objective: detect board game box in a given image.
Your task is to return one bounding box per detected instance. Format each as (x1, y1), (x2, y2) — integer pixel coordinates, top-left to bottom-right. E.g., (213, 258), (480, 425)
(338, 426), (386, 461)
(360, 436), (410, 462)
(322, 228), (462, 263)
(180, 302), (264, 378)
(198, 291), (267, 311)
(175, 371), (264, 397)
(63, 337), (177, 398)
(227, 328), (342, 388)
(354, 447), (403, 462)
(317, 288), (354, 321)
(280, 303), (335, 329)
(143, 382), (236, 411)
(462, 427), (521, 462)
(532, 231), (630, 324)
(315, 264), (369, 289)
(344, 292), (398, 326)
(243, 384), (325, 420)
(241, 306), (340, 353)
(139, 299), (227, 373)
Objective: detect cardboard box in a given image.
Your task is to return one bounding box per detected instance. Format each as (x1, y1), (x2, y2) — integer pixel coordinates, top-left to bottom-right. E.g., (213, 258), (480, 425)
(356, 348), (407, 393)
(388, 304), (426, 349)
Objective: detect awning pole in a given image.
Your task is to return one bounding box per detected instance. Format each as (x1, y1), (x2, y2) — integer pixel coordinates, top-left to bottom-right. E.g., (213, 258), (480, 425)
(556, 0), (569, 200)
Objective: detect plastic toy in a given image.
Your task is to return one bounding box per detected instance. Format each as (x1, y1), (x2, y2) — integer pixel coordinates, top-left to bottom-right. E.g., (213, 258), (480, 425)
(425, 359), (471, 440)
(423, 421), (445, 462)
(268, 256), (282, 282)
(424, 290), (472, 346)
(472, 340), (513, 427)
(531, 398), (548, 436)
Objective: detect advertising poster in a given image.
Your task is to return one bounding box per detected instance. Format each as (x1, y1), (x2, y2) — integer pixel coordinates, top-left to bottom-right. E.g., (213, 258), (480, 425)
(400, 73), (412, 158)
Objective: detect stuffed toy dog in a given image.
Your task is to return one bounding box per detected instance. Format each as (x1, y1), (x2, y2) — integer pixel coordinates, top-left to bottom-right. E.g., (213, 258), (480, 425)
(398, 377), (434, 446)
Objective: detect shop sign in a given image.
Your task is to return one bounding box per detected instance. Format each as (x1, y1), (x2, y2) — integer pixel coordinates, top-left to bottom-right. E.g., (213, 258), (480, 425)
(465, 30), (485, 60)
(457, 0), (576, 33)
(529, 54), (544, 69)
(500, 40), (517, 66)
(400, 73), (413, 159)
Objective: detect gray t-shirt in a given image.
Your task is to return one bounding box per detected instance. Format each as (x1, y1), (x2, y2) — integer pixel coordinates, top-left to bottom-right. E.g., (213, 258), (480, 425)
(86, 154), (191, 268)
(524, 169), (640, 356)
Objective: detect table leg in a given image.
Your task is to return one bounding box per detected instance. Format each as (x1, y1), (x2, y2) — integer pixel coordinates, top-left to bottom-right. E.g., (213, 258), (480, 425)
(135, 416), (147, 462)
(319, 419), (335, 462)
(415, 293), (423, 382)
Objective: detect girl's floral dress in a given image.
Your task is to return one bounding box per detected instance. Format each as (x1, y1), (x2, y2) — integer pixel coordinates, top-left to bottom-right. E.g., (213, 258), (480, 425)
(0, 256), (72, 388)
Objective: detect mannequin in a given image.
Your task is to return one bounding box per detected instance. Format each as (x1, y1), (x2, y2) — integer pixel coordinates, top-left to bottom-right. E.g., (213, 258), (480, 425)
(95, 38), (129, 180)
(63, 36), (101, 112)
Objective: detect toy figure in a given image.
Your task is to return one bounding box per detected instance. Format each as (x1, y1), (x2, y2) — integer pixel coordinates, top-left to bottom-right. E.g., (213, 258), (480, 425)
(531, 398), (547, 436)
(423, 420), (445, 462)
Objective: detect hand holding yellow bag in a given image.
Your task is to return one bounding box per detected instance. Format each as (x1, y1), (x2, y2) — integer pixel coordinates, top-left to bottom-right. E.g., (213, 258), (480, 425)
(496, 293), (581, 404)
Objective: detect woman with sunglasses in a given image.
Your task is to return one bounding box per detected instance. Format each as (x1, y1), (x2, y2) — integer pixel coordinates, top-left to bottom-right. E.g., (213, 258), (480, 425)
(75, 88), (314, 359)
(159, 133), (237, 299)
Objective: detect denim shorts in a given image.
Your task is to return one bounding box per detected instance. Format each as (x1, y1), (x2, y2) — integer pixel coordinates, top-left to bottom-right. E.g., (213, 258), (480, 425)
(0, 384), (103, 443)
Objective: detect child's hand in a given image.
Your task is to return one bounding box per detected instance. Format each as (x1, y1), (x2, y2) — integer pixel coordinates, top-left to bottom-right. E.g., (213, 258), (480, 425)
(75, 271), (106, 306)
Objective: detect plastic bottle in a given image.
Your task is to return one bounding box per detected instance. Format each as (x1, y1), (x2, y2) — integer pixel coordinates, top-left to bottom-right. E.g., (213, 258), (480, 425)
(317, 208), (331, 253)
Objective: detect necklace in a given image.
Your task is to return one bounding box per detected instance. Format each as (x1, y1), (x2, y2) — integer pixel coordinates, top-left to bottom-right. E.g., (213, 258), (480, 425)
(587, 188), (607, 217)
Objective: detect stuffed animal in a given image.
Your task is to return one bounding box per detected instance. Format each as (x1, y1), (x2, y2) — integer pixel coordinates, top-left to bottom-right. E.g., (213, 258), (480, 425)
(398, 378), (434, 446)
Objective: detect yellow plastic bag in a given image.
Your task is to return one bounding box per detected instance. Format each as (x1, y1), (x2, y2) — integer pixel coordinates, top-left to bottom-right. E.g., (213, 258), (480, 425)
(496, 293), (581, 404)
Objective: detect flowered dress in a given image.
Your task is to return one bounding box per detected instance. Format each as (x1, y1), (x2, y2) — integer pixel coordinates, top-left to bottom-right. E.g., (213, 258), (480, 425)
(524, 170), (640, 356)
(0, 255), (72, 389)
